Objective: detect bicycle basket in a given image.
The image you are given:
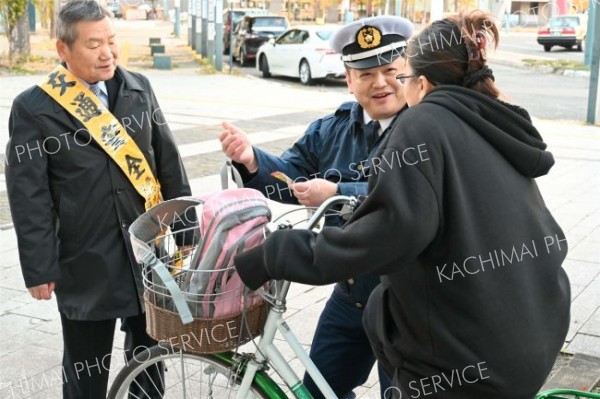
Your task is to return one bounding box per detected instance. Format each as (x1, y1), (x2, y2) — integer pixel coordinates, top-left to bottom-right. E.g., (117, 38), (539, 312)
(129, 189), (271, 354)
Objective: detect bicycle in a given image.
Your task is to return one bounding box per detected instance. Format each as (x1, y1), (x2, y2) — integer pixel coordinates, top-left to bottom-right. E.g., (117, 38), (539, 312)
(108, 194), (357, 399)
(107, 191), (600, 399)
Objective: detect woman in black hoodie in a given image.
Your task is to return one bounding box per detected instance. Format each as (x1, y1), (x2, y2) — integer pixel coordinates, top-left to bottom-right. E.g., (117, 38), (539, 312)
(235, 11), (570, 399)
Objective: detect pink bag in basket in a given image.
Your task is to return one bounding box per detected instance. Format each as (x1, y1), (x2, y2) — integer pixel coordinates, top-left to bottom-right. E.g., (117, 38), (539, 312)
(128, 188), (272, 324)
(183, 188), (271, 318)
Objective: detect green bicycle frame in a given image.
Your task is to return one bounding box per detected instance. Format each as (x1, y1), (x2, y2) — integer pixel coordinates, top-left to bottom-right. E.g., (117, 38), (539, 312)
(536, 389), (600, 399)
(213, 352), (288, 398)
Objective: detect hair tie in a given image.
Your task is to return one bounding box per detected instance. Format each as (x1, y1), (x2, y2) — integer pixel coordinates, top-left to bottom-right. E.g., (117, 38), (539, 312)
(463, 66), (494, 87)
(475, 31), (487, 51)
(466, 30), (487, 62)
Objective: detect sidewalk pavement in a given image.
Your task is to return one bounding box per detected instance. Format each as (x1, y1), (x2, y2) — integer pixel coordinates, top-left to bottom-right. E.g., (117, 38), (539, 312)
(0, 19), (599, 398)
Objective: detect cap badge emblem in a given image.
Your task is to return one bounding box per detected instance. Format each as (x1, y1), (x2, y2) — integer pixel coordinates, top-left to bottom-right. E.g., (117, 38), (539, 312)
(357, 26), (382, 49)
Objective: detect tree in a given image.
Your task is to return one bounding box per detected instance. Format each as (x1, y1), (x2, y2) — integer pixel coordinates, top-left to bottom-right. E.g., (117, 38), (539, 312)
(0, 0), (30, 63)
(33, 0), (54, 33)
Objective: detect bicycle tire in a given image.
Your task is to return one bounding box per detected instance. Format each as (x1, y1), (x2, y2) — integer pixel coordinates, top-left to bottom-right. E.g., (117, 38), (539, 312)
(108, 344), (274, 398)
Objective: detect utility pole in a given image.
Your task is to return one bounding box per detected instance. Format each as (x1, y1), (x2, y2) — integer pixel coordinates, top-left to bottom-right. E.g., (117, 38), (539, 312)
(189, 0), (195, 48)
(201, 0), (208, 57)
(584, 0), (594, 66)
(586, 0), (599, 124)
(394, 0), (401, 17)
(215, 0), (223, 70)
(28, 0), (36, 32)
(206, 0), (215, 65)
(174, 0), (181, 37)
(196, 0), (203, 56)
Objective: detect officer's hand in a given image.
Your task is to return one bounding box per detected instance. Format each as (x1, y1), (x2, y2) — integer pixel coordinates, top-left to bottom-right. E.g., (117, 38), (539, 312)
(219, 122), (258, 173)
(292, 179), (338, 207)
(28, 282), (55, 300)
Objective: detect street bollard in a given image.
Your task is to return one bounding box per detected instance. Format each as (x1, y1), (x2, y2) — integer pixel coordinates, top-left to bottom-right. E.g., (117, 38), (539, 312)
(151, 44), (166, 55)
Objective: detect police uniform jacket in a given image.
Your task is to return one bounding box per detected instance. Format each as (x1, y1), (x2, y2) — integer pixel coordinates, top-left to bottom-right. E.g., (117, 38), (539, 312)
(236, 86), (570, 398)
(6, 66), (192, 321)
(234, 101), (400, 307)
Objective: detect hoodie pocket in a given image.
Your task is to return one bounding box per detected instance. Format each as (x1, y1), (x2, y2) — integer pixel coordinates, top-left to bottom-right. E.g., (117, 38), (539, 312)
(363, 284), (401, 376)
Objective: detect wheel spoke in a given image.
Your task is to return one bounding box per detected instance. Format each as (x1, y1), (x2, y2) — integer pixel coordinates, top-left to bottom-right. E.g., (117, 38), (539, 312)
(108, 346), (270, 398)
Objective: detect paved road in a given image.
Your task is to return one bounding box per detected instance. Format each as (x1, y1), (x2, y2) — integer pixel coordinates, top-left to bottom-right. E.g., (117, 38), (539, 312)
(500, 32), (586, 62)
(224, 55), (591, 121)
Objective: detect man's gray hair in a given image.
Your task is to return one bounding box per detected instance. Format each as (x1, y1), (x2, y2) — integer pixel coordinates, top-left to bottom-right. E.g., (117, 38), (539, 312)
(57, 0), (111, 46)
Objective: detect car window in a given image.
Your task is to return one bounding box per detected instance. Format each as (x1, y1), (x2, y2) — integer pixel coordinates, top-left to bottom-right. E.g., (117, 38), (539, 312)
(253, 17), (287, 28)
(276, 30), (306, 44)
(232, 11), (246, 23)
(225, 9), (264, 23)
(315, 30), (335, 41)
(277, 30), (297, 44)
(549, 16), (580, 28)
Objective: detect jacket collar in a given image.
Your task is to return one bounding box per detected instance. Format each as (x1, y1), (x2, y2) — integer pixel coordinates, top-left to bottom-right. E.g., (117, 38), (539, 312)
(113, 65), (145, 94)
(341, 101), (406, 137)
(51, 65), (144, 113)
(333, 101), (364, 136)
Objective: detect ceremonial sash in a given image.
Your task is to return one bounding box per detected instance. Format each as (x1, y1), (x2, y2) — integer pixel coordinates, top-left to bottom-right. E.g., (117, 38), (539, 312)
(38, 65), (161, 210)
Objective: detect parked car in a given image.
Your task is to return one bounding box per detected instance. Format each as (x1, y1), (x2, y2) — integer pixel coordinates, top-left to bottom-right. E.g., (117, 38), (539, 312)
(107, 1), (122, 18)
(231, 15), (289, 66)
(223, 8), (268, 54)
(256, 25), (344, 85)
(536, 14), (588, 52)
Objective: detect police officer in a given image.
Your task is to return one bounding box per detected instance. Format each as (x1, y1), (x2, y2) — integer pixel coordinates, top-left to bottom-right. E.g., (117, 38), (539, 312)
(220, 16), (413, 399)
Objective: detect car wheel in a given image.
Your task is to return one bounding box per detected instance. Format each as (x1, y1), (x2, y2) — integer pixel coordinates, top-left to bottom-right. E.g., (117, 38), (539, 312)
(577, 37), (584, 52)
(260, 56), (271, 78)
(543, 45), (552, 52)
(299, 60), (314, 85)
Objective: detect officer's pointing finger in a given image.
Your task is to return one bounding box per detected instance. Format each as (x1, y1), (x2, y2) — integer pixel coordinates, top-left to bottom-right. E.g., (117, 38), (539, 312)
(218, 130), (230, 142)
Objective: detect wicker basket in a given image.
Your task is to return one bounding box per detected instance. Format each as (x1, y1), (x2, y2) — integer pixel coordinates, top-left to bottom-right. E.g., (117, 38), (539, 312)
(144, 291), (268, 354)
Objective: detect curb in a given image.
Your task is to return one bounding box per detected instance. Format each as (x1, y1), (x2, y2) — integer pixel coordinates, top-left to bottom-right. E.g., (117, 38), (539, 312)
(491, 56), (591, 77)
(490, 57), (527, 70)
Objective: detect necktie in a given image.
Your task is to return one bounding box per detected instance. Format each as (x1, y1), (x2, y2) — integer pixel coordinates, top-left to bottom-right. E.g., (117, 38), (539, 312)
(364, 120), (380, 151)
(89, 83), (107, 108)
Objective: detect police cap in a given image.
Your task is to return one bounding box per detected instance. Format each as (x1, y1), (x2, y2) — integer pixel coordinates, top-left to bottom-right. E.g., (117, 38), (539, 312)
(331, 16), (414, 69)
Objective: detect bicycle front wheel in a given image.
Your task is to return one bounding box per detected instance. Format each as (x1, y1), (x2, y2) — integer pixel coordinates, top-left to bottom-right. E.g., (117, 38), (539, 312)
(108, 344), (272, 398)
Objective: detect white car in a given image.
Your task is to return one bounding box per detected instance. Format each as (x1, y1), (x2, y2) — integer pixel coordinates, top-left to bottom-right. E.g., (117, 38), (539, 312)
(256, 25), (345, 85)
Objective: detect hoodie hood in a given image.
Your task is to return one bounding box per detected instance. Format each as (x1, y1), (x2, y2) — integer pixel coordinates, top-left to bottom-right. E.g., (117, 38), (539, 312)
(422, 85), (555, 178)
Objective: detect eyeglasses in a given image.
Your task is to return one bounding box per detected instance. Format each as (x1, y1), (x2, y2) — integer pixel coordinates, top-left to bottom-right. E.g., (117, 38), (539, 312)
(396, 74), (417, 86)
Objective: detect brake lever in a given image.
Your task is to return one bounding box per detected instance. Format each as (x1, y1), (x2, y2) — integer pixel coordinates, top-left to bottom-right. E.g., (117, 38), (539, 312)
(264, 220), (293, 236)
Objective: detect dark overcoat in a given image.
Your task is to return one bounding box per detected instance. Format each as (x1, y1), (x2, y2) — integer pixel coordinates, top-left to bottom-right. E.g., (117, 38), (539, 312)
(6, 66), (191, 320)
(236, 86), (570, 398)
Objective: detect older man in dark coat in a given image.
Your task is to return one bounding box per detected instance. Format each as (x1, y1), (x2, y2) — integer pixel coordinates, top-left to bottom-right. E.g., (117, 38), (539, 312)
(5, 1), (191, 397)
